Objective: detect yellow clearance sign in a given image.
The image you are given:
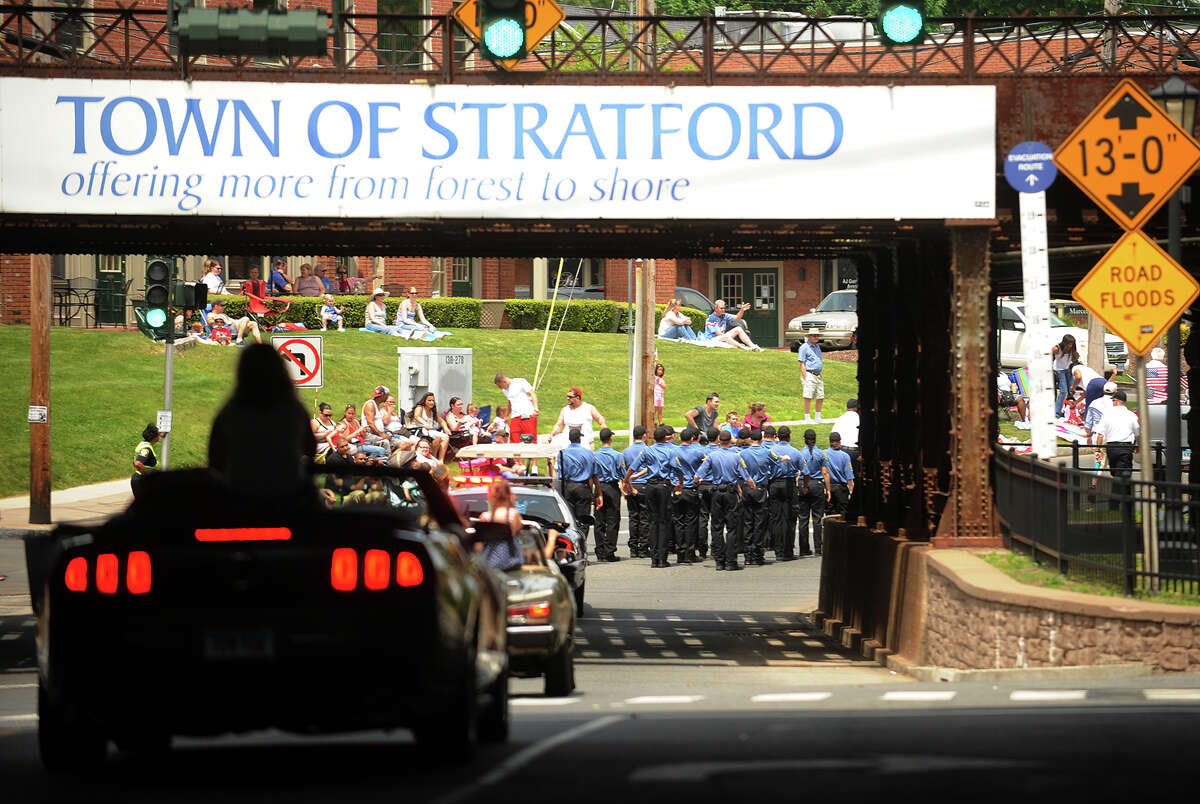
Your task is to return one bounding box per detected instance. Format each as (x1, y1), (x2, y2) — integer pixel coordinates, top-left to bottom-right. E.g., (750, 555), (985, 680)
(1054, 78), (1200, 231)
(1073, 229), (1200, 356)
(453, 0), (565, 71)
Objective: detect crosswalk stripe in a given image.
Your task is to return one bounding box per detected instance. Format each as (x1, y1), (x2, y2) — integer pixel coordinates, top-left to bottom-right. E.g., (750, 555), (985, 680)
(750, 692), (833, 703)
(512, 698), (579, 706)
(624, 696), (704, 705)
(880, 690), (957, 702)
(0, 714), (37, 722)
(1143, 689), (1200, 701)
(1009, 690), (1087, 702)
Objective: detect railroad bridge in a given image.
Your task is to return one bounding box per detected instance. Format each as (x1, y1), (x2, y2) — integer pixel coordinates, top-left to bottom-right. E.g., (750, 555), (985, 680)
(4, 6), (1200, 666)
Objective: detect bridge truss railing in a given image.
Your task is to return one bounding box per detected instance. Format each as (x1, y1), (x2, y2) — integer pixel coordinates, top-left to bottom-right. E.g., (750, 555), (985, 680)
(3, 8), (1200, 82)
(993, 443), (1200, 599)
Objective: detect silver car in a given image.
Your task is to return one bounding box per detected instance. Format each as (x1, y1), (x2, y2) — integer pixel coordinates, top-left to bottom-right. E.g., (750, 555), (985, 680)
(786, 289), (857, 350)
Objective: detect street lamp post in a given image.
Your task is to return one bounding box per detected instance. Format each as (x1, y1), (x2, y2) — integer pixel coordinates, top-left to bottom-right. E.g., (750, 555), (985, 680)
(1150, 75), (1199, 485)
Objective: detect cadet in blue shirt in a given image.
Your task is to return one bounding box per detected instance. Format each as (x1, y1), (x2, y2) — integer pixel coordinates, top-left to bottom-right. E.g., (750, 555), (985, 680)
(696, 425), (720, 559)
(621, 426), (651, 558)
(796, 428), (831, 555)
(672, 427), (708, 564)
(825, 431), (855, 517)
(765, 425), (801, 561)
(593, 428), (625, 562)
(696, 429), (753, 571)
(558, 428), (602, 556)
(625, 426), (684, 568)
(738, 429), (776, 565)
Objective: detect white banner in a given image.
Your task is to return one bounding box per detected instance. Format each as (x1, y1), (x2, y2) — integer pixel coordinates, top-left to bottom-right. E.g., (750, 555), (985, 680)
(0, 78), (995, 220)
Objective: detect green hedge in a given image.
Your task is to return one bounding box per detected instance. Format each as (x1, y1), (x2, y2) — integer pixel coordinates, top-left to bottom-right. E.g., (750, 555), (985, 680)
(504, 299), (621, 333)
(617, 303), (707, 332)
(206, 294), (481, 329)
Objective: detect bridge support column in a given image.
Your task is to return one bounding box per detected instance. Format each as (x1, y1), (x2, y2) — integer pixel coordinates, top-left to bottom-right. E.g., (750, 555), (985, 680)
(934, 222), (1002, 547)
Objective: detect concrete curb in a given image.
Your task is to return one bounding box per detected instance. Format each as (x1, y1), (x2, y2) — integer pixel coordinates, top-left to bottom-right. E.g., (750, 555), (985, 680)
(887, 653), (1153, 682)
(0, 528), (44, 541)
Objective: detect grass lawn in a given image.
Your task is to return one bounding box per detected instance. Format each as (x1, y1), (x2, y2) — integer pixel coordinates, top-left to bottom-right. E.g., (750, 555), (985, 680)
(981, 550), (1200, 607)
(0, 325), (858, 497)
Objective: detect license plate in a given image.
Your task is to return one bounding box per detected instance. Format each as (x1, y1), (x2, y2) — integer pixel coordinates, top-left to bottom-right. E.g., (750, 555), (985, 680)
(203, 628), (275, 660)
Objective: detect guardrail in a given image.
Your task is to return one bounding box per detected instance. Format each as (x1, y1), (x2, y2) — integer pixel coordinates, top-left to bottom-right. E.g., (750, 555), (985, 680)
(3, 9), (1200, 81)
(993, 443), (1200, 597)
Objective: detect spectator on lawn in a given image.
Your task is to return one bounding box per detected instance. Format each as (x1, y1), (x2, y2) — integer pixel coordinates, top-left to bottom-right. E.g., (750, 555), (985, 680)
(489, 403), (511, 443)
(798, 330), (824, 421)
(445, 396), (479, 450)
(209, 298), (262, 345)
(240, 265), (267, 299)
(383, 395), (416, 448)
(200, 259), (226, 295)
(311, 402), (339, 457)
(658, 298), (697, 340)
(996, 367), (1029, 429)
(720, 411), (742, 435)
(411, 391), (450, 460)
(268, 259), (293, 296)
(413, 436), (442, 469)
(396, 287), (447, 339)
(703, 300), (761, 351)
(684, 393), (720, 432)
(465, 402), (490, 443)
(337, 403), (386, 459)
(494, 374), (539, 443)
(320, 294), (345, 332)
(295, 263), (325, 297)
(742, 401), (771, 431)
(362, 385), (401, 451)
(364, 289), (404, 336)
(208, 344), (314, 497)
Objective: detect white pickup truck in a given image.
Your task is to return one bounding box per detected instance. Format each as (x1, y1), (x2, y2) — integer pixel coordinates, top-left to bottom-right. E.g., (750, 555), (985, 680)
(998, 300), (1127, 369)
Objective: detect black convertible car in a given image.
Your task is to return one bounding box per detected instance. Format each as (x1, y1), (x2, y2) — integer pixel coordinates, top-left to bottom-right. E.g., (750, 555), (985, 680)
(25, 465), (510, 772)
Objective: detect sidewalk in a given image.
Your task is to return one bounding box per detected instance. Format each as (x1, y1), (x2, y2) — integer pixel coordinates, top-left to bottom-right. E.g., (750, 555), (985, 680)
(0, 479), (132, 539)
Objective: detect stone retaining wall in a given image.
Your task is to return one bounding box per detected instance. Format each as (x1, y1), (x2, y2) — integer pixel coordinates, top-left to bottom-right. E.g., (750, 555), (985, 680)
(922, 551), (1200, 674)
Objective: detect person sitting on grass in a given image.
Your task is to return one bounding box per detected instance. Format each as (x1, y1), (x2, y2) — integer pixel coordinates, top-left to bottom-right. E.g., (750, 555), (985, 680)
(365, 289), (406, 337)
(209, 298), (262, 345)
(996, 365), (1029, 428)
(395, 287), (448, 340)
(320, 294), (345, 332)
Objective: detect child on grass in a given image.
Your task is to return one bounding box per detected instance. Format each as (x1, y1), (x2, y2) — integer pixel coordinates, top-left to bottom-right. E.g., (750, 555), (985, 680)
(320, 294), (345, 332)
(488, 404), (510, 443)
(652, 363), (666, 427)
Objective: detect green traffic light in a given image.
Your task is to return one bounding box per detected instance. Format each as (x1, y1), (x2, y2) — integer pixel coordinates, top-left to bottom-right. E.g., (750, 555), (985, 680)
(145, 308), (167, 328)
(881, 3), (924, 44)
(483, 18), (524, 59)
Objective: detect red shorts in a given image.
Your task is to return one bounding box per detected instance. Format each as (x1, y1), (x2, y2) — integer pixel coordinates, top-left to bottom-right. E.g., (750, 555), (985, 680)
(509, 414), (538, 442)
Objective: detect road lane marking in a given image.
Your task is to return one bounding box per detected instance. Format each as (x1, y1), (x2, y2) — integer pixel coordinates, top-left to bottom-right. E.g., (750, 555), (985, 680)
(0, 714), (37, 722)
(750, 692), (832, 703)
(0, 683), (36, 689)
(430, 714), (626, 804)
(630, 756), (1039, 782)
(1009, 690), (1087, 702)
(1144, 689), (1200, 701)
(881, 690), (957, 702)
(511, 698), (579, 706)
(624, 696), (704, 705)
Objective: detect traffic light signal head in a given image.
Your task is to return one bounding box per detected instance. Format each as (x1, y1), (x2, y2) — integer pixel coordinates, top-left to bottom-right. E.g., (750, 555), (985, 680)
(878, 1), (925, 47)
(478, 0), (527, 61)
(144, 257), (172, 332)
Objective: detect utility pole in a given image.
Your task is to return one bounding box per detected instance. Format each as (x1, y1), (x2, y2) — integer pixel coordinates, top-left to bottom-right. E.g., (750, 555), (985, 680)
(1101, 0), (1121, 69)
(639, 259), (657, 434)
(29, 254), (51, 524)
(627, 258), (636, 445)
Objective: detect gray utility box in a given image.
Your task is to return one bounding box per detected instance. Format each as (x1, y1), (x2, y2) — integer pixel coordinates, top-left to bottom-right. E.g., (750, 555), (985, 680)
(397, 347), (473, 415)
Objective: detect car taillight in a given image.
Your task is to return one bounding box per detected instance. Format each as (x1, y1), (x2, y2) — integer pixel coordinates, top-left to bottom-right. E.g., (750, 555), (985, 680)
(331, 548), (357, 592)
(64, 557), (88, 592)
(126, 551), (152, 595)
(363, 549), (390, 591)
(396, 552), (424, 587)
(96, 553), (119, 595)
(508, 601), (552, 623)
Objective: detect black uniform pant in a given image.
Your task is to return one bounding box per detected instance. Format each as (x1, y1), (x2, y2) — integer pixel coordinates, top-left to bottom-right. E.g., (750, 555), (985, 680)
(564, 480), (594, 554)
(795, 481), (827, 554)
(697, 482), (713, 557)
(828, 481), (850, 517)
(595, 481), (622, 559)
(672, 487), (700, 556)
(741, 487), (769, 562)
(767, 478), (793, 556)
(709, 485), (741, 567)
(626, 485), (649, 555)
(644, 480), (673, 563)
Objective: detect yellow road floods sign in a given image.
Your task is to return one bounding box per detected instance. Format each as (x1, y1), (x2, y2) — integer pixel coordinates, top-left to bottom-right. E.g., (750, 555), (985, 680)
(1073, 229), (1200, 356)
(453, 0), (565, 71)
(1054, 79), (1200, 231)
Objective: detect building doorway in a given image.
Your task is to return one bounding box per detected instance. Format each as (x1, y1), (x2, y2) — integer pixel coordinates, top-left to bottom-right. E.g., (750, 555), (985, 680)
(713, 265), (780, 348)
(95, 255), (127, 326)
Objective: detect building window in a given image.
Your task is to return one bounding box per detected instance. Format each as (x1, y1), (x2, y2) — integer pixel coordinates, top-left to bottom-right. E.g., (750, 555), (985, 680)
(430, 257), (444, 297)
(721, 273), (743, 307)
(752, 271), (776, 311)
(377, 0), (425, 69)
(96, 255), (126, 275)
(452, 257), (471, 284)
(52, 0), (90, 54)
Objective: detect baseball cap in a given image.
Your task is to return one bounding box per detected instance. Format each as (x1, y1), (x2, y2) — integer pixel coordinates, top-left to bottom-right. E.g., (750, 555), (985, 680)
(373, 385), (390, 397)
(1103, 381), (1117, 395)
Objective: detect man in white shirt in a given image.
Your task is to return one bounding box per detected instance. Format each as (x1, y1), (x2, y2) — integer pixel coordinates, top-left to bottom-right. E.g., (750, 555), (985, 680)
(494, 373), (540, 443)
(1084, 381), (1117, 441)
(830, 398), (860, 463)
(1093, 390), (1139, 480)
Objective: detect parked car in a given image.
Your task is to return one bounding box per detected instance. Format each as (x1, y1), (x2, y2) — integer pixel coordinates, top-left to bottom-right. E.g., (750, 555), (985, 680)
(553, 285), (714, 315)
(26, 464), (510, 772)
(998, 300), (1127, 369)
(786, 289), (857, 350)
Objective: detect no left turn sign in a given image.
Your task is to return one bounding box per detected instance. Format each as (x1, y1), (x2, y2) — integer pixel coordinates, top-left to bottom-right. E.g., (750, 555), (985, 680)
(271, 335), (323, 388)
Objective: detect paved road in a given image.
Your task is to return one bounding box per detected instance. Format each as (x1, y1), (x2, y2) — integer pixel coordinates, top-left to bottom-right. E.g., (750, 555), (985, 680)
(4, 530), (1200, 801)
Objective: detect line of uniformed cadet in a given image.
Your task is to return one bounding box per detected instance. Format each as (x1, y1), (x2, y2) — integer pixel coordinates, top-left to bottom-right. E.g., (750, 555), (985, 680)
(560, 422), (856, 571)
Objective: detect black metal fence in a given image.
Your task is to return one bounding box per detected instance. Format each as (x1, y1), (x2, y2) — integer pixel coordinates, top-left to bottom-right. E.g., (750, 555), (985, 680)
(993, 443), (1200, 596)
